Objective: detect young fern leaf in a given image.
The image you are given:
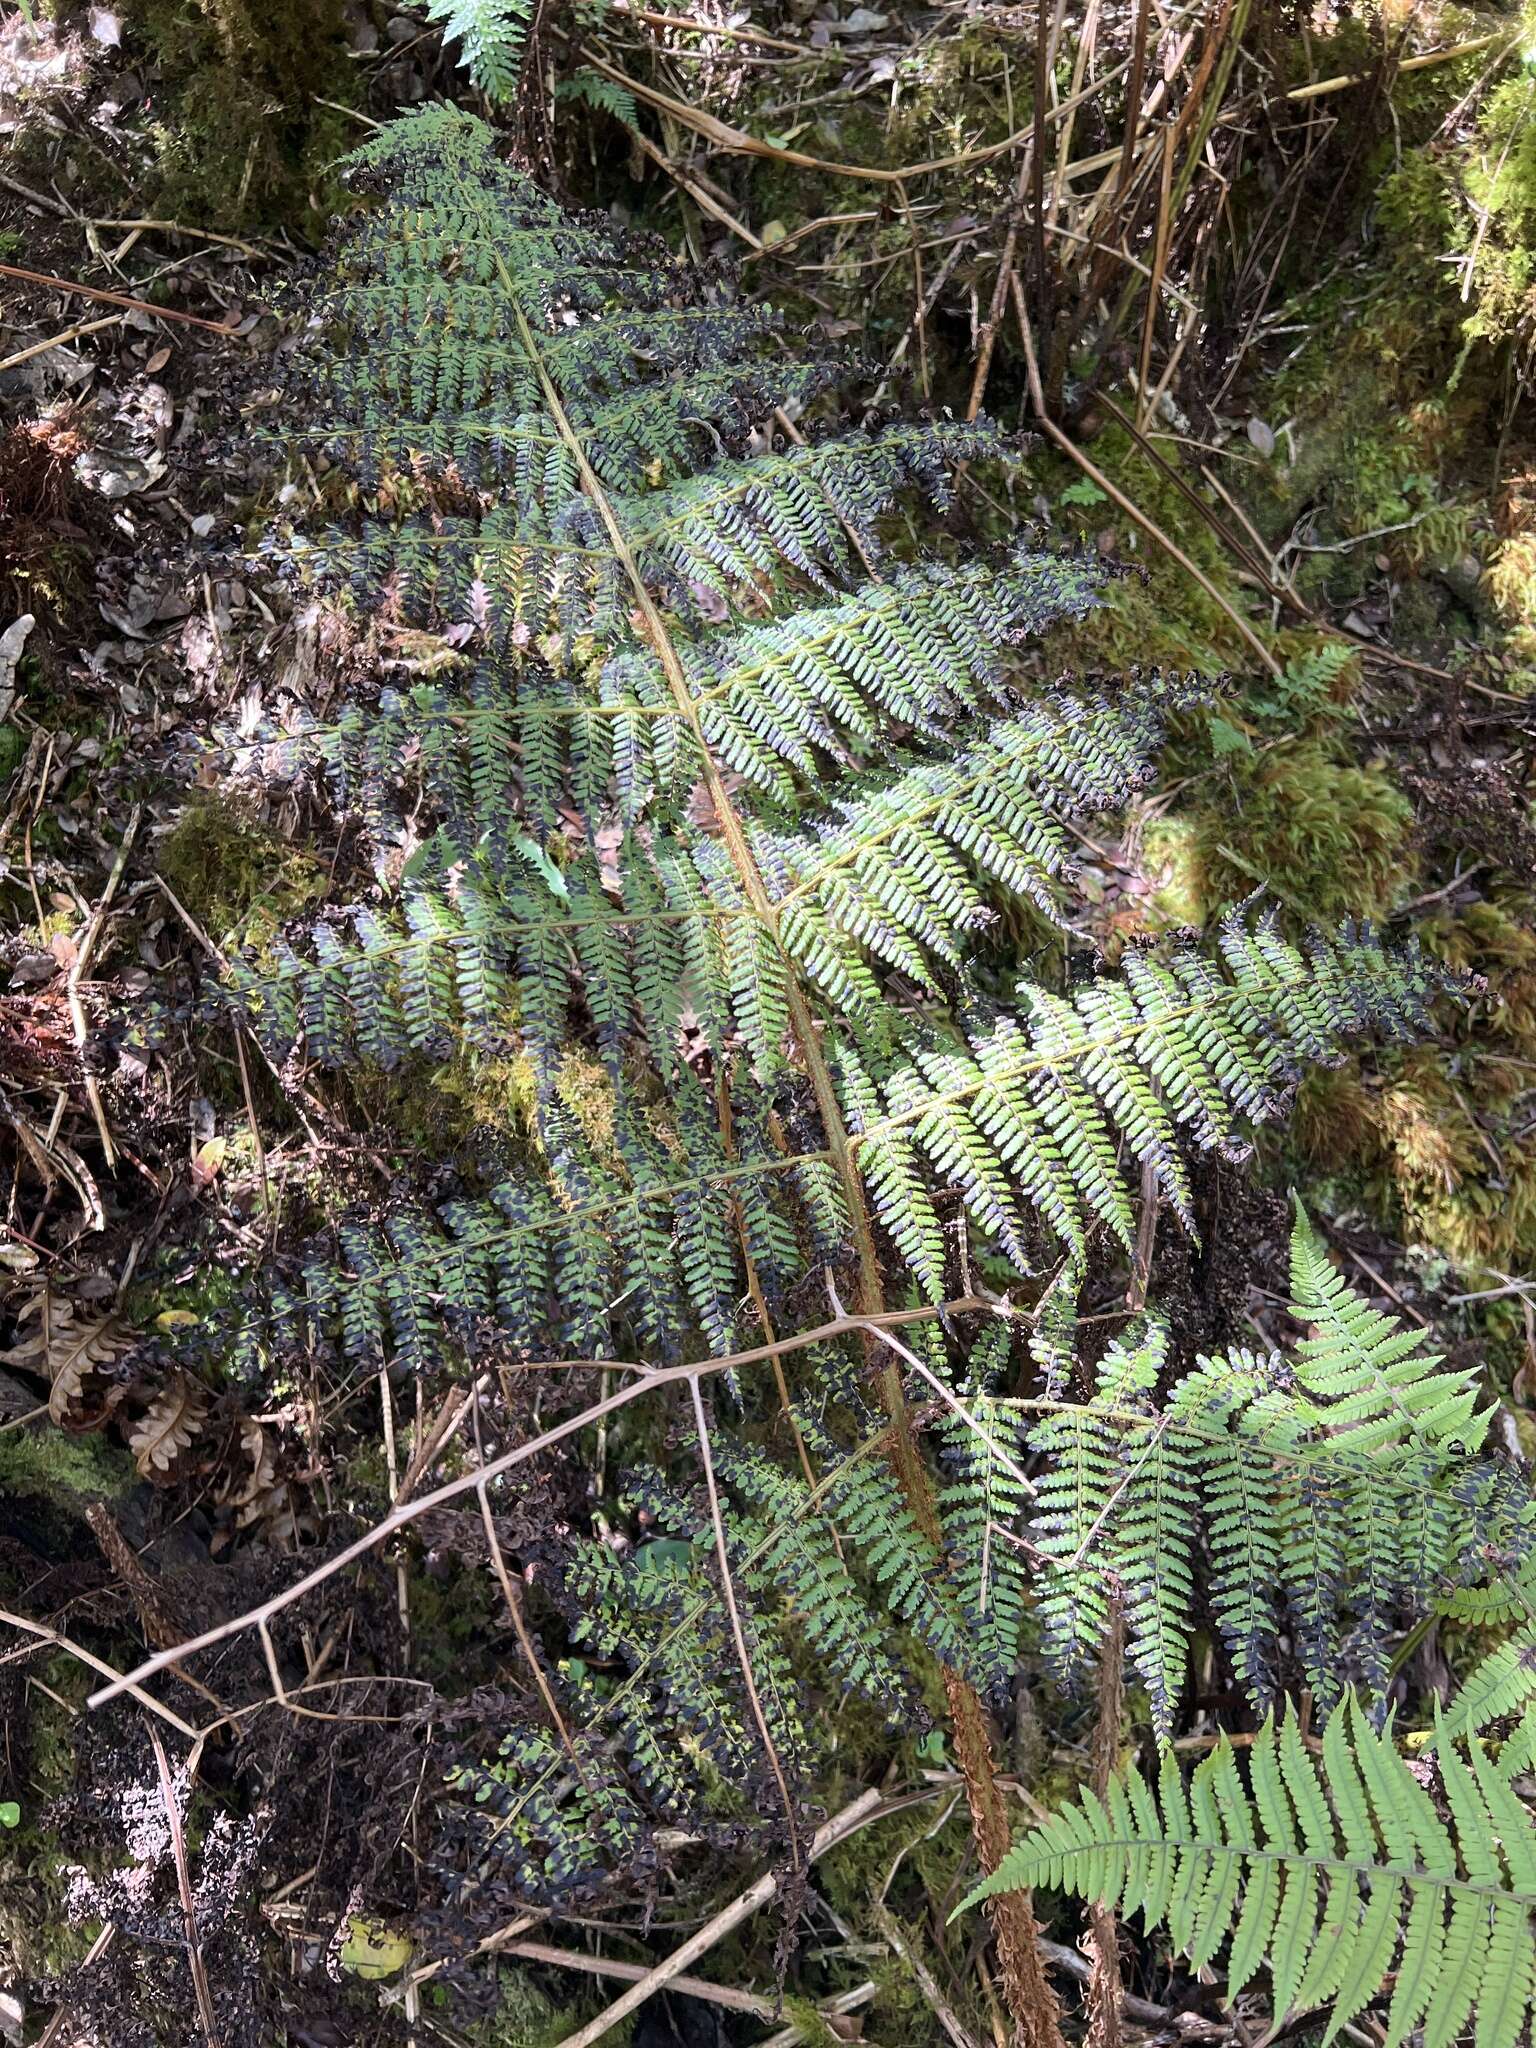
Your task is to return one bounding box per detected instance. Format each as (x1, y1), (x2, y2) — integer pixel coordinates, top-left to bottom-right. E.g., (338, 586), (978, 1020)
(960, 1696), (1536, 2048)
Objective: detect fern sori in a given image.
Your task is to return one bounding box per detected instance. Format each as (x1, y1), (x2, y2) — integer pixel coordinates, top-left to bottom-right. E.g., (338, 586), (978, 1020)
(962, 1697), (1536, 2048)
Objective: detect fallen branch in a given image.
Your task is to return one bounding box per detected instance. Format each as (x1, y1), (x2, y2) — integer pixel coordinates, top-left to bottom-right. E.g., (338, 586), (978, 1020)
(0, 260), (239, 335)
(1009, 274), (1282, 678)
(87, 1296), (999, 1710)
(0, 1605), (199, 1741)
(1285, 30), (1511, 101)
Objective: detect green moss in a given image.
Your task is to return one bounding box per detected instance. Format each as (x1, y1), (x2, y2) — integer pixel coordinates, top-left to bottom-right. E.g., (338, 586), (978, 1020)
(1037, 428), (1249, 673)
(438, 1963), (633, 2045)
(1166, 739), (1417, 926)
(158, 795), (325, 949)
(0, 1424), (134, 1511)
(0, 1657), (97, 1981)
(400, 1562), (503, 1689)
(134, 0), (359, 232)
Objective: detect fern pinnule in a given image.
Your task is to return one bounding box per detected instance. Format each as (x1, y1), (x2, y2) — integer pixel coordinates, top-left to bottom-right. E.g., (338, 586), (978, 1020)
(420, 0), (535, 102)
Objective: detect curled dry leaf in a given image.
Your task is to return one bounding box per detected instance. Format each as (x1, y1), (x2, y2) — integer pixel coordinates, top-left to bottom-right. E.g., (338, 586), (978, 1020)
(128, 1372), (210, 1480)
(217, 1418), (313, 1548)
(220, 1416), (276, 1525)
(0, 1291), (137, 1428)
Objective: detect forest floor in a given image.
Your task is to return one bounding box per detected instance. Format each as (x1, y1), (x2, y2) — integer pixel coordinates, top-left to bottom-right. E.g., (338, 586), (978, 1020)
(1, 3), (1535, 2046)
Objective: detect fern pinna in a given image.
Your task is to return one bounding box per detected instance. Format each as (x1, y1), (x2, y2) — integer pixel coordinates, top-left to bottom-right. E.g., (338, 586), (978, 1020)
(1026, 1204), (1531, 1740)
(228, 104), (1476, 2032)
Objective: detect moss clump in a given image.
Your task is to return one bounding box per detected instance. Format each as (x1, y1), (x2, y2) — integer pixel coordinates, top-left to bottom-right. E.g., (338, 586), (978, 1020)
(1297, 1052), (1536, 1276)
(0, 1424), (133, 1513)
(0, 1653), (97, 1983)
(134, 0), (358, 233)
(437, 1965), (634, 2046)
(1152, 738), (1416, 926)
(157, 795), (325, 948)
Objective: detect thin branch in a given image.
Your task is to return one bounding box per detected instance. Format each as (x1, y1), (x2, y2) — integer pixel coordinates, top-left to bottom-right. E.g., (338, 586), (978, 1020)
(689, 1376), (803, 1870)
(4, 1605), (200, 1739)
(554, 1788), (886, 2048)
(147, 1726), (222, 2048)
(0, 260), (238, 334)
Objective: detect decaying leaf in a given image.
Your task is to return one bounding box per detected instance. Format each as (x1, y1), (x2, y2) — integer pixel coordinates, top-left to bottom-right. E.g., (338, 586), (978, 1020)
(0, 1291), (136, 1428)
(340, 1916), (412, 1980)
(128, 1372), (210, 1479)
(215, 1417), (312, 1548)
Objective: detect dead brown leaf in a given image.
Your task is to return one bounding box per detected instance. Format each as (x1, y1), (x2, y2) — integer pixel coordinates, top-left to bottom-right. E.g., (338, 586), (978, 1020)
(128, 1372), (210, 1479)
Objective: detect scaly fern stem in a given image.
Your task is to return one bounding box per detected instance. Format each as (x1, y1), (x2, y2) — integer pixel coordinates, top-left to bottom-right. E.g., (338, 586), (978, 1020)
(1086, 1599), (1126, 2048)
(506, 289), (1065, 2048)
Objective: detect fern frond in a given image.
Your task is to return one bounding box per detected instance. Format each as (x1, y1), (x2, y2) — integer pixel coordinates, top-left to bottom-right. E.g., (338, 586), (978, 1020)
(421, 0), (534, 100)
(962, 1696), (1536, 2048)
(1018, 1218), (1513, 1729)
(556, 67), (639, 126)
(714, 1440), (917, 1712)
(846, 913), (1451, 1284)
(1432, 1628), (1536, 1747)
(446, 1724), (647, 1901)
(1288, 1200), (1486, 1454)
(799, 1414), (973, 1672)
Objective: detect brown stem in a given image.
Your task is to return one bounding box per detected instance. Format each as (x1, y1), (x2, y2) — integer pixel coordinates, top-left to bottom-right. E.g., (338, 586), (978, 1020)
(1085, 1602), (1126, 2048)
(0, 260), (238, 334)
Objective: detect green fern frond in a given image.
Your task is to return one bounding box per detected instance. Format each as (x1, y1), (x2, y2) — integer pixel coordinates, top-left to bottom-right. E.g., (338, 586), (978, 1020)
(845, 913), (1451, 1285)
(1017, 1218), (1513, 1731)
(1027, 1322), (1154, 1694)
(715, 1441), (919, 1711)
(961, 1696), (1536, 2048)
(222, 118), (1501, 1928)
(1288, 1200), (1487, 1454)
(1431, 1628), (1536, 1747)
(421, 0), (534, 100)
(556, 67), (638, 126)
(446, 1723), (647, 1900)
